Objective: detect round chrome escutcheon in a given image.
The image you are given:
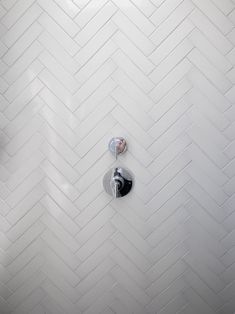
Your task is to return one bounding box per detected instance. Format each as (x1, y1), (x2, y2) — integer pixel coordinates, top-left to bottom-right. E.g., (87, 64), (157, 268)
(103, 167), (133, 198)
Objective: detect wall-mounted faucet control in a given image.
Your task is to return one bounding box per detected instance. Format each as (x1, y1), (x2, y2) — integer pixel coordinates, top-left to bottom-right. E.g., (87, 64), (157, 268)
(103, 167), (133, 198)
(108, 137), (127, 159)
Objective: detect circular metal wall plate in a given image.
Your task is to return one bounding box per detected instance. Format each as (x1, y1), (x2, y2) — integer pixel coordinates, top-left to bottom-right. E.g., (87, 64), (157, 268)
(103, 167), (133, 198)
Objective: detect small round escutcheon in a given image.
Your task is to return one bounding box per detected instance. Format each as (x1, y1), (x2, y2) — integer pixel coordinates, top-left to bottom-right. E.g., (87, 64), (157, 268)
(108, 137), (127, 158)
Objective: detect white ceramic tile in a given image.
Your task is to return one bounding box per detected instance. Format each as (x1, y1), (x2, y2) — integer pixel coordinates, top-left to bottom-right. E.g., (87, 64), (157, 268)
(53, 0), (80, 18)
(188, 28), (232, 73)
(3, 41), (43, 84)
(0, 0), (235, 313)
(112, 0), (155, 36)
(112, 31), (155, 75)
(74, 0), (108, 28)
(189, 9), (233, 54)
(150, 0), (194, 47)
(1, 0), (35, 29)
(192, 0), (233, 35)
(2, 4), (42, 48)
(40, 105), (78, 147)
(38, 13), (79, 56)
(38, 31), (80, 74)
(4, 79), (44, 120)
(39, 50), (79, 93)
(112, 10), (155, 55)
(75, 20), (117, 66)
(188, 48), (232, 93)
(40, 159), (79, 201)
(112, 50), (155, 93)
(37, 0), (79, 37)
(75, 2), (117, 46)
(3, 22), (42, 66)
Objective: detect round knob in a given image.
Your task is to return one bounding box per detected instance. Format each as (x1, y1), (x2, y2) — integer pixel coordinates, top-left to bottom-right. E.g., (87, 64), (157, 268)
(108, 137), (127, 158)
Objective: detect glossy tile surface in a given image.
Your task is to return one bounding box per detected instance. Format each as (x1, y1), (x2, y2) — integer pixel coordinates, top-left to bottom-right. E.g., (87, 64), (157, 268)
(0, 0), (235, 313)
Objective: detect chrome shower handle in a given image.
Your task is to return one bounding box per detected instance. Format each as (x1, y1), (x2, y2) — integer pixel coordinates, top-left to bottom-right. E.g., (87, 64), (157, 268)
(108, 137), (127, 159)
(103, 167), (133, 198)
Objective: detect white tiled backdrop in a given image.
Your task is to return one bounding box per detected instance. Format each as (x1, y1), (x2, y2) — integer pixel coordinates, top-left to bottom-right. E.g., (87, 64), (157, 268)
(0, 0), (235, 313)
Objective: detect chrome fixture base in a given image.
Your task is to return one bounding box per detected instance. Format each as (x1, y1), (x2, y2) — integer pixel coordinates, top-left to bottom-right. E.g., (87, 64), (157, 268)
(103, 167), (133, 198)
(108, 137), (127, 159)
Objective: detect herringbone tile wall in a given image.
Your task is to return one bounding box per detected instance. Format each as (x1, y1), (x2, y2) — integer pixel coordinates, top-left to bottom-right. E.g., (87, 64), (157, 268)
(0, 0), (235, 313)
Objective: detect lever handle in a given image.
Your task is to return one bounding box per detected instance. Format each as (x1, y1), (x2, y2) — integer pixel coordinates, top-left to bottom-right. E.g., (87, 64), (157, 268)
(103, 167), (133, 198)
